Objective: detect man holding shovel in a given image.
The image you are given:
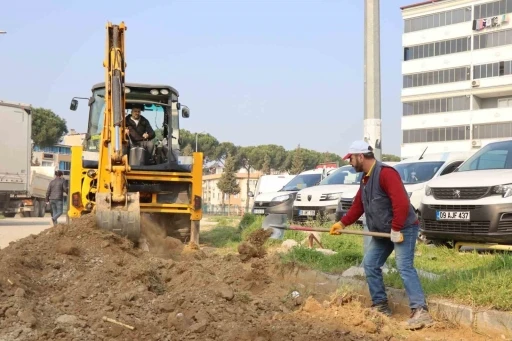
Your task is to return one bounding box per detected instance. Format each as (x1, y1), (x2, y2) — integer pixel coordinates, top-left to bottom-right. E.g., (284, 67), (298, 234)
(330, 140), (434, 330)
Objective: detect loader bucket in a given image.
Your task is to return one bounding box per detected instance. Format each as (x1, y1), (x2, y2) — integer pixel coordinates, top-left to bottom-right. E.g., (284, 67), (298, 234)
(261, 213), (288, 240)
(95, 192), (141, 242)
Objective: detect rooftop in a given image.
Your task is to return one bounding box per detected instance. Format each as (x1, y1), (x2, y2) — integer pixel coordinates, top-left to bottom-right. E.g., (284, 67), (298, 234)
(400, 0), (447, 10)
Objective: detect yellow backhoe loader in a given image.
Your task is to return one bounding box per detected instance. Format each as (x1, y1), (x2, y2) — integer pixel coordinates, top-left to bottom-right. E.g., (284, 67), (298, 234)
(67, 21), (203, 245)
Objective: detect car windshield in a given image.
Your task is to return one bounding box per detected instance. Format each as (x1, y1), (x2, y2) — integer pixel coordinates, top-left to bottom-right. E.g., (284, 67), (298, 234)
(281, 174), (322, 191)
(457, 140), (512, 172)
(319, 166), (363, 185)
(394, 161), (444, 184)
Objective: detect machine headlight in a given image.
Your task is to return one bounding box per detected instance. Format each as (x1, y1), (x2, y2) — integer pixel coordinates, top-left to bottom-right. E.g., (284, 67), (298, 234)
(321, 192), (342, 201)
(160, 89), (169, 95)
(425, 185), (432, 196)
(492, 184), (512, 198)
(150, 89), (159, 95)
(271, 194), (291, 202)
(124, 87), (131, 93)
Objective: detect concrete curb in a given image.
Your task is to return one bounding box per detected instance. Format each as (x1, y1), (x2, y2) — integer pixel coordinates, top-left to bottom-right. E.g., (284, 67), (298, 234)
(294, 268), (512, 335)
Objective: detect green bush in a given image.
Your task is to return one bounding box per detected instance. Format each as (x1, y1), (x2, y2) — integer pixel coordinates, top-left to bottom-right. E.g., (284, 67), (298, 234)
(240, 215), (265, 241)
(238, 213), (257, 231)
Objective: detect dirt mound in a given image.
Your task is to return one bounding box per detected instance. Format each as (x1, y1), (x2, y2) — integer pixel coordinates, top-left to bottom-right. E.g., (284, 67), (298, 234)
(237, 228), (272, 262)
(0, 216), (495, 341)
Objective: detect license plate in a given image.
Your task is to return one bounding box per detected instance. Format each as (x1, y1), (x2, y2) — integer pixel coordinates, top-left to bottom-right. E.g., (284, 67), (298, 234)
(436, 211), (470, 221)
(253, 209), (265, 214)
(299, 210), (316, 216)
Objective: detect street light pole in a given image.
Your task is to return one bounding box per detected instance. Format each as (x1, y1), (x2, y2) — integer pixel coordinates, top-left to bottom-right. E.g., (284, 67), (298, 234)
(195, 130), (206, 152)
(363, 0), (382, 161)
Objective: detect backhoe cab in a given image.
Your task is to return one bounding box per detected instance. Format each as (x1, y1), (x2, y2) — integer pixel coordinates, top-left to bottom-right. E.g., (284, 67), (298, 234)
(67, 22), (203, 246)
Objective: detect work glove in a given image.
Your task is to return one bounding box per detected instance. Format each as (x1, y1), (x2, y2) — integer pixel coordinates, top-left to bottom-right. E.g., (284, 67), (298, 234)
(390, 229), (403, 243)
(329, 222), (345, 235)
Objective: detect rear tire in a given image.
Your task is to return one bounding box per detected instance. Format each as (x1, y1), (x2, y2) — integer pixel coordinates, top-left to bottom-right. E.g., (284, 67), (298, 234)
(38, 200), (46, 217)
(30, 200), (41, 218)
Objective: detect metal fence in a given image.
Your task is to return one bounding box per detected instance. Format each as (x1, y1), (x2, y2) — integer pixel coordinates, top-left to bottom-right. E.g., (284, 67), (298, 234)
(201, 204), (249, 216)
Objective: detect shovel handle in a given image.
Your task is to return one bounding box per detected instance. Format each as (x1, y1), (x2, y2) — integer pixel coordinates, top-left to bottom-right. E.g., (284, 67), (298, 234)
(270, 224), (391, 238)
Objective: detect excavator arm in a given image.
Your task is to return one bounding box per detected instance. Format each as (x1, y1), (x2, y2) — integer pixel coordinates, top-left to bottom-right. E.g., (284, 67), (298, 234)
(94, 22), (141, 242)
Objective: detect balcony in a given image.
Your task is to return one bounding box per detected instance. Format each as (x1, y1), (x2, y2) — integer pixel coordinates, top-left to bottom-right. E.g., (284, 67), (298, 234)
(402, 105), (512, 130)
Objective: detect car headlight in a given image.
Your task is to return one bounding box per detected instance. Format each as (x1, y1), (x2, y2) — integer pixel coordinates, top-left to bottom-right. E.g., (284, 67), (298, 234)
(492, 184), (512, 198)
(425, 185), (432, 196)
(271, 194), (291, 202)
(321, 192), (342, 201)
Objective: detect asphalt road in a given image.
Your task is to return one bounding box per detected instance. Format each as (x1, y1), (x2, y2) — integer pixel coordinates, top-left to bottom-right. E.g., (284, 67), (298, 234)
(0, 215), (67, 249)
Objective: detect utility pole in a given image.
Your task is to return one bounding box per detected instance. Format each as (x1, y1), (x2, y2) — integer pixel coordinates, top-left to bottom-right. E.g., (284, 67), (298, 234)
(364, 0), (382, 161)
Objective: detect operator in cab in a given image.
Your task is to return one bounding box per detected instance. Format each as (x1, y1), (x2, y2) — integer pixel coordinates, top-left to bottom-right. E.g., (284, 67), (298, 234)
(125, 104), (156, 156)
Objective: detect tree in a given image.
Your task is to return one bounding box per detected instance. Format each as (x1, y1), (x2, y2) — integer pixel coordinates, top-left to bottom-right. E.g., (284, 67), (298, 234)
(216, 153), (240, 215)
(31, 108), (68, 147)
(182, 144), (193, 156)
(290, 145), (305, 174)
(382, 154), (401, 162)
(261, 154), (271, 175)
(214, 142), (239, 163)
(179, 129), (220, 162)
(238, 146), (263, 213)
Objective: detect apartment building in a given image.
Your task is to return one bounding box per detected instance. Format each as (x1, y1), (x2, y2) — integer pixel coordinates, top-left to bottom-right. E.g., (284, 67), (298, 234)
(401, 0), (512, 158)
(32, 130), (86, 176)
(202, 161), (262, 214)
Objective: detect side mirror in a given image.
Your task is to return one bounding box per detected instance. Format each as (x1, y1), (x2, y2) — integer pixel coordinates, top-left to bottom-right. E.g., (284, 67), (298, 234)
(70, 99), (78, 111)
(248, 191), (254, 198)
(181, 105), (190, 118)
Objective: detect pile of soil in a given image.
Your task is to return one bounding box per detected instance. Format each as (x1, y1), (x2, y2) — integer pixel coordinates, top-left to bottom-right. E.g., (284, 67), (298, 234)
(0, 216), (496, 340)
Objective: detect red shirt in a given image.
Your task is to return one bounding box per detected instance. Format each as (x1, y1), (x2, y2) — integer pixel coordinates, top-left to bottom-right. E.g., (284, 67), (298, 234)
(340, 167), (418, 231)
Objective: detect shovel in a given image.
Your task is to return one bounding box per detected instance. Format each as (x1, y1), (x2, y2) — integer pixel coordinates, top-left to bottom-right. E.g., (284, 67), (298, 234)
(261, 213), (391, 240)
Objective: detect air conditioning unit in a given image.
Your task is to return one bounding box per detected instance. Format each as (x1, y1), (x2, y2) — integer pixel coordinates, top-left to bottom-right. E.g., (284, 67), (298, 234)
(472, 80), (480, 87)
(471, 140), (482, 148)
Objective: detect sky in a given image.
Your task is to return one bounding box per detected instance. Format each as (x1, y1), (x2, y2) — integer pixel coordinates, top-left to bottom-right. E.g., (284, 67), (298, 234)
(0, 0), (409, 157)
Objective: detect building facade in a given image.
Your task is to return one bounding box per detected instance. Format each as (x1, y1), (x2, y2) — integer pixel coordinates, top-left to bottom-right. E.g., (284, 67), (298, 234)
(401, 0), (512, 158)
(32, 130), (86, 176)
(202, 160), (262, 215)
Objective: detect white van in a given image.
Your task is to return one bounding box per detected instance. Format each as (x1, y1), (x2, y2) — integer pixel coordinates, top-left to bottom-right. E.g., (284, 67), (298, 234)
(420, 139), (512, 245)
(292, 165), (363, 222)
(251, 168), (337, 220)
(250, 174), (295, 198)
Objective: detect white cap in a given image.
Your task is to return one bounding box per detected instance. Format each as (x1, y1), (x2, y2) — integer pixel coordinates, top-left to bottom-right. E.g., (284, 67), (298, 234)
(343, 140), (373, 160)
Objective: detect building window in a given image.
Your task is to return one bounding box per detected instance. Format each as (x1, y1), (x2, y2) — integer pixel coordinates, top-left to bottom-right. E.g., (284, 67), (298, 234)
(473, 121), (512, 139)
(474, 0), (512, 20)
(473, 60), (512, 79)
(404, 37), (471, 61)
(474, 27), (512, 49)
(498, 97), (512, 107)
(403, 66), (470, 88)
(403, 96), (470, 116)
(404, 7), (471, 33)
(59, 161), (71, 171)
(403, 125), (470, 143)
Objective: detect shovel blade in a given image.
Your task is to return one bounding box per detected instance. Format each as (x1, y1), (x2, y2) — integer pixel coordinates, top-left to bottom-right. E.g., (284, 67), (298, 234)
(261, 214), (288, 240)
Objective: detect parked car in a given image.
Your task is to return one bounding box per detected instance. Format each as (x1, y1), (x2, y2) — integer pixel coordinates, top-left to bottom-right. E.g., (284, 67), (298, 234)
(292, 165), (363, 222)
(251, 168), (337, 220)
(420, 139), (512, 245)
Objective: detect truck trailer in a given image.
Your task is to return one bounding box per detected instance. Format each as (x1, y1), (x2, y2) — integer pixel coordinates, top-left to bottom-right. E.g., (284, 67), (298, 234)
(0, 100), (54, 218)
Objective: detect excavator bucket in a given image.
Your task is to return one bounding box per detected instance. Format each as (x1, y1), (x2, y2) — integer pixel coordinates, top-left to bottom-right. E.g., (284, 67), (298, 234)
(95, 192), (141, 242)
